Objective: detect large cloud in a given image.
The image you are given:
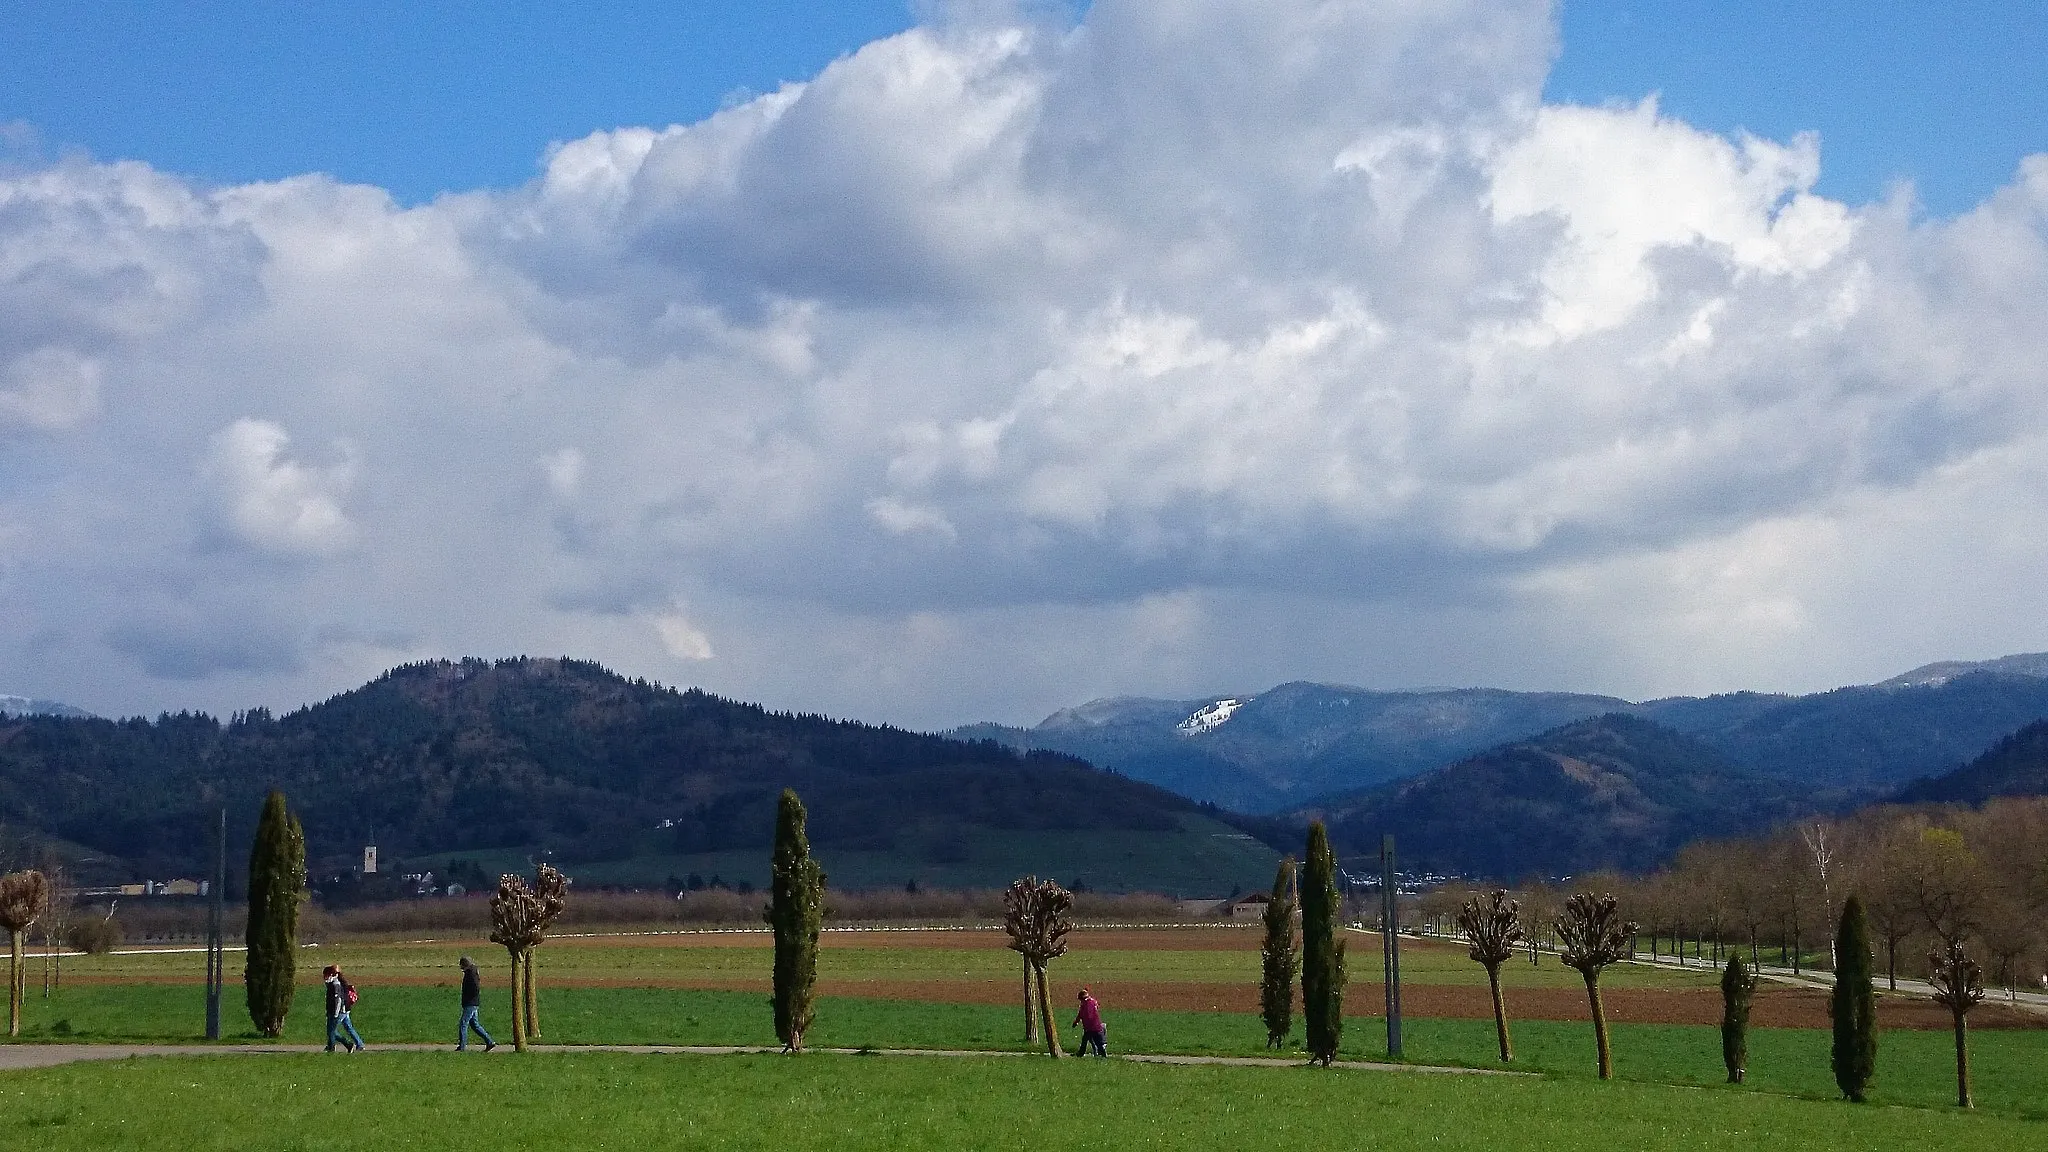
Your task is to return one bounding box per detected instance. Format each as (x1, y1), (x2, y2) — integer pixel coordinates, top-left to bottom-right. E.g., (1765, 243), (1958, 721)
(2, 0), (2046, 727)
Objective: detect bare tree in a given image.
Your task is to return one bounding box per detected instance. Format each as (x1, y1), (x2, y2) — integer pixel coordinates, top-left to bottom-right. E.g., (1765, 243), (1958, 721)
(1722, 854), (1772, 970)
(1862, 817), (1927, 990)
(1556, 892), (1638, 1080)
(1517, 882), (1559, 966)
(1974, 887), (2039, 1003)
(38, 860), (70, 998)
(1670, 843), (1731, 964)
(0, 870), (48, 1036)
(1456, 889), (1525, 1062)
(1763, 832), (1814, 973)
(1800, 821), (1840, 968)
(1927, 940), (1986, 1109)
(1911, 828), (1985, 948)
(1002, 876), (1073, 1057)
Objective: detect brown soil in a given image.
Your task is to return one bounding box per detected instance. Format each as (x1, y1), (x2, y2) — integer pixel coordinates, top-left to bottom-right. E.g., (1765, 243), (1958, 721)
(546, 927), (1261, 952)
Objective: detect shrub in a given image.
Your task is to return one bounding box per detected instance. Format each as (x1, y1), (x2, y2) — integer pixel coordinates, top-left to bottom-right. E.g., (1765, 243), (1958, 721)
(66, 915), (122, 955)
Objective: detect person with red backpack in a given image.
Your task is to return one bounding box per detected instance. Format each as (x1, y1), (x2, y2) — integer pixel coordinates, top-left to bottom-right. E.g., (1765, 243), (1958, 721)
(324, 964), (365, 1052)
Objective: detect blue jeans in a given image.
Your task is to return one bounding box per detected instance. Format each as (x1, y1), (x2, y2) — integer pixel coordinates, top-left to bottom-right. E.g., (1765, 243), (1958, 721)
(327, 1011), (363, 1051)
(458, 1005), (493, 1050)
(1081, 1028), (1107, 1057)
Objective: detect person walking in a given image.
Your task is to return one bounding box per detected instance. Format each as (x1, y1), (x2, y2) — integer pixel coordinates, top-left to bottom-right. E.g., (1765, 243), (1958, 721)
(324, 964), (365, 1052)
(457, 955), (495, 1052)
(1073, 987), (1108, 1057)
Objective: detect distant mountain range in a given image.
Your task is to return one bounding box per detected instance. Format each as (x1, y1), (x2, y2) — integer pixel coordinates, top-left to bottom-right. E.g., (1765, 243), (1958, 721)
(0, 659), (1274, 894)
(1284, 714), (1811, 879)
(0, 695), (93, 720)
(954, 654), (2048, 814)
(11, 652), (2048, 891)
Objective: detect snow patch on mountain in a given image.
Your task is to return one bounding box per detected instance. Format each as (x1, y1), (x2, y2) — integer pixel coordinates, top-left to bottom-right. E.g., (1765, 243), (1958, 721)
(1877, 652), (2048, 690)
(1178, 698), (1242, 735)
(0, 695), (93, 719)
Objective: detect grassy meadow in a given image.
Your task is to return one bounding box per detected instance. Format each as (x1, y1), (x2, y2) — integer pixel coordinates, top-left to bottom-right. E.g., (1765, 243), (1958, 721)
(1, 925), (2040, 1146)
(0, 1051), (2035, 1152)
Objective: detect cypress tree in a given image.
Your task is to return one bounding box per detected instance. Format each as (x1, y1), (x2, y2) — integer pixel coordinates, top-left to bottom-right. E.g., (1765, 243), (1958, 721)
(243, 790), (305, 1038)
(767, 788), (825, 1051)
(1259, 856), (1299, 1048)
(1722, 953), (1756, 1083)
(1299, 822), (1345, 1066)
(1831, 895), (1878, 1102)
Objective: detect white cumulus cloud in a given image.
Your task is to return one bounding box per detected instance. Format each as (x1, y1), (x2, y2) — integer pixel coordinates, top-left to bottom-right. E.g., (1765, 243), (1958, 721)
(202, 418), (357, 557)
(0, 0), (2045, 729)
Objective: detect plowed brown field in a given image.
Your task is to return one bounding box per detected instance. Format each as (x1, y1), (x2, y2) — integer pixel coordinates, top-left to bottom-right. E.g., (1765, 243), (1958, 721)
(546, 927), (1262, 951)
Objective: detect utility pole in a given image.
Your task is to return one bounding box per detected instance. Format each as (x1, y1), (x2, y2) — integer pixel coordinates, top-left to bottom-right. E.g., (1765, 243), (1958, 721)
(205, 807), (225, 1040)
(1381, 834), (1402, 1059)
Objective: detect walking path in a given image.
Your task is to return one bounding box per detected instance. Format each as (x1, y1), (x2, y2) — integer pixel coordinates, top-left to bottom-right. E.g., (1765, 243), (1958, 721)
(1405, 929), (2048, 1015)
(1622, 948), (2048, 1011)
(0, 1042), (1517, 1075)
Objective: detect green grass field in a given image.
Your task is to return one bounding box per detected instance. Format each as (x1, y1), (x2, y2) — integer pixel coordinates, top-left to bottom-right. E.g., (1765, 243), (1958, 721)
(4, 983), (2040, 1117)
(0, 1051), (2033, 1152)
(1, 928), (2039, 1146)
(47, 929), (1722, 990)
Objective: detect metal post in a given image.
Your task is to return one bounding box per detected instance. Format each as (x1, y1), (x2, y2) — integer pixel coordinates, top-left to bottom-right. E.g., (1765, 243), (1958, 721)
(205, 807), (224, 1040)
(1381, 834), (1401, 1059)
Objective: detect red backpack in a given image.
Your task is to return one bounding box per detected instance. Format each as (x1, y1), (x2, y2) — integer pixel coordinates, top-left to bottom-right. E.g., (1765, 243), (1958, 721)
(342, 980), (359, 1008)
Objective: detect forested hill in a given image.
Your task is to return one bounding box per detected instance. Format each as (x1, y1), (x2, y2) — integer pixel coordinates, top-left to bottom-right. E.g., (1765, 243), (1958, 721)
(0, 658), (1248, 888)
(1894, 720), (2048, 804)
(1255, 714), (1812, 879)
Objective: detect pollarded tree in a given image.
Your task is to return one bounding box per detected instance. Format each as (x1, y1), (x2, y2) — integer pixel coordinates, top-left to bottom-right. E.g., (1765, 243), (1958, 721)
(522, 862), (569, 1039)
(244, 790), (305, 1038)
(1556, 892), (1637, 1080)
(1299, 821), (1345, 1067)
(1927, 939), (1986, 1109)
(489, 873), (541, 1051)
(1721, 953), (1757, 1083)
(767, 789), (826, 1052)
(0, 870), (48, 1036)
(1002, 876), (1073, 1057)
(1456, 889), (1525, 1062)
(1259, 856), (1299, 1049)
(1831, 895), (1878, 1102)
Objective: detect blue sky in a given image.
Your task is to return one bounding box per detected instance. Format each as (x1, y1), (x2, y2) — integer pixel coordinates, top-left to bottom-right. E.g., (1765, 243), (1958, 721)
(4, 1), (2042, 215)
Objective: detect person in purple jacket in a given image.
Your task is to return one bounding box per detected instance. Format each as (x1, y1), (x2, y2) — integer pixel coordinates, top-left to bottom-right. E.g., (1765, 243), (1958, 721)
(1073, 987), (1108, 1057)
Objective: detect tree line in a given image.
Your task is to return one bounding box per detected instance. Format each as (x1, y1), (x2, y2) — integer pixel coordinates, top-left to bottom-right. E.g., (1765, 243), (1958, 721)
(1417, 797), (2048, 996)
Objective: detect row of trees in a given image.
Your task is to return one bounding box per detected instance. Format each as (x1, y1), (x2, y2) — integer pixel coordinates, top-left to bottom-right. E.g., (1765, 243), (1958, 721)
(242, 789), (580, 1049)
(1255, 826), (1645, 1074)
(1404, 798), (2046, 1017)
(1532, 798), (2048, 993)
(1418, 881), (1985, 1108)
